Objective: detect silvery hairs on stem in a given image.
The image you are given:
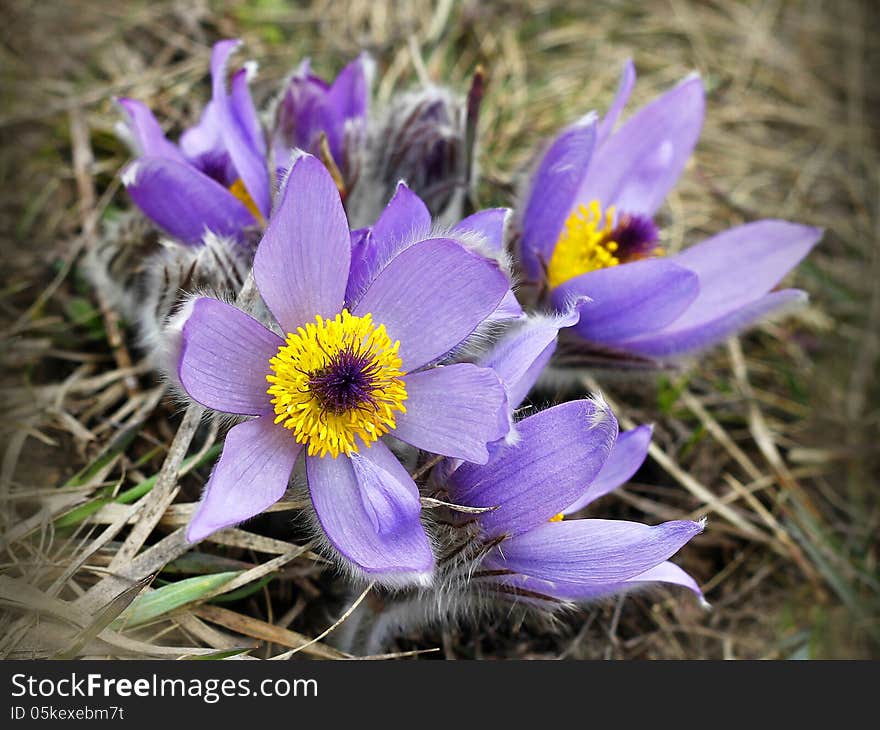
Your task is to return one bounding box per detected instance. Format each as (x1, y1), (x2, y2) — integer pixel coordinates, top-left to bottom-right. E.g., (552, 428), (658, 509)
(83, 217), (255, 368)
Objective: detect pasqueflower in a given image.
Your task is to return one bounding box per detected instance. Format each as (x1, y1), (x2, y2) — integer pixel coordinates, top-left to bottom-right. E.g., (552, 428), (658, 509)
(120, 40), (270, 244)
(271, 54), (372, 192)
(446, 399), (705, 604)
(174, 153), (511, 582)
(516, 62), (821, 362)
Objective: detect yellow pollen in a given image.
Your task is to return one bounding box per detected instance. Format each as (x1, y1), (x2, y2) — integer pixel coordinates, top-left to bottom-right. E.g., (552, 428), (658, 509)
(229, 178), (264, 223)
(548, 513), (565, 523)
(266, 310), (407, 459)
(546, 200), (620, 288)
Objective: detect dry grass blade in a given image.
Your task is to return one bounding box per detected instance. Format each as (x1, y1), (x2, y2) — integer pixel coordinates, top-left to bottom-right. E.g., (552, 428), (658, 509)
(194, 605), (346, 660)
(583, 375), (769, 542)
(106, 404), (203, 571)
(75, 528), (193, 613)
(54, 573), (156, 658)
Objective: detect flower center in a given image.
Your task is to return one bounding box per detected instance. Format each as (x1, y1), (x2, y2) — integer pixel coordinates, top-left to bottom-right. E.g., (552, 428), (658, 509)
(546, 200), (662, 288)
(266, 310), (408, 458)
(229, 178), (264, 223)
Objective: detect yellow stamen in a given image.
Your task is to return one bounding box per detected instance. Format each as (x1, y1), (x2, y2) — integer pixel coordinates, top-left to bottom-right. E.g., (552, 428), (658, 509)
(229, 178), (264, 223)
(548, 513), (564, 523)
(317, 131), (347, 200)
(266, 310), (408, 459)
(546, 200), (619, 289)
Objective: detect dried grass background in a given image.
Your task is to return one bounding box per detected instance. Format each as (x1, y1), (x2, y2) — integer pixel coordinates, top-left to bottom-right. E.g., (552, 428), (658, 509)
(1, 0), (877, 659)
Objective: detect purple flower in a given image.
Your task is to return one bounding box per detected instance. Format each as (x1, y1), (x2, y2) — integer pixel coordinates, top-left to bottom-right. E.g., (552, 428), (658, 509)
(119, 39), (270, 244)
(445, 399), (705, 605)
(515, 62), (822, 362)
(271, 55), (372, 193)
(174, 152), (511, 583)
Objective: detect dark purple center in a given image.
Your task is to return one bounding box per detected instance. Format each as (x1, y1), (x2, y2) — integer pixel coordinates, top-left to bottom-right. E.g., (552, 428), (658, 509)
(192, 149), (236, 188)
(308, 345), (381, 415)
(611, 213), (660, 262)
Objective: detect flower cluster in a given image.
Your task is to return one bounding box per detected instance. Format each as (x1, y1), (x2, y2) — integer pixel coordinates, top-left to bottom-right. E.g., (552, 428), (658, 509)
(93, 39), (821, 652)
(86, 39), (475, 363)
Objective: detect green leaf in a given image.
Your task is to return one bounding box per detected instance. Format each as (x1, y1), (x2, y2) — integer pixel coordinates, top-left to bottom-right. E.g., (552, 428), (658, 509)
(209, 575), (276, 603)
(113, 571), (242, 629)
(162, 553), (253, 575)
(62, 427), (139, 488)
(55, 442), (222, 528)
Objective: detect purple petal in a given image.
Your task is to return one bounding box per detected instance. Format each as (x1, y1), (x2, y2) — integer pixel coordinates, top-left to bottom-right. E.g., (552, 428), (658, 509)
(487, 289), (525, 323)
(394, 364), (508, 463)
(272, 64), (328, 162)
(180, 101), (220, 157)
(352, 238), (508, 371)
(272, 55), (371, 169)
(231, 65), (267, 158)
(346, 182), (431, 306)
(178, 298), (282, 415)
(448, 399), (618, 537)
(327, 54), (371, 119)
(667, 220), (822, 328)
(179, 101), (230, 181)
(306, 443), (433, 579)
(620, 289), (808, 358)
(187, 417), (301, 542)
(486, 518), (704, 586)
(577, 74), (704, 216)
(350, 451), (420, 536)
(210, 40), (271, 217)
(520, 114), (598, 281)
(122, 156), (255, 244)
(454, 208), (511, 254)
(495, 559), (703, 603)
(346, 227), (373, 303)
(480, 309), (579, 410)
(596, 60), (636, 146)
(253, 153), (350, 332)
(552, 258), (700, 345)
(323, 54), (372, 161)
(117, 98), (187, 163)
(563, 424), (653, 515)
(622, 561), (704, 600)
(371, 182), (432, 247)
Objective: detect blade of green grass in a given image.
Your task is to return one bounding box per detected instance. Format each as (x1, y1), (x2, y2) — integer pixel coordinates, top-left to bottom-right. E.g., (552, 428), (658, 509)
(113, 571), (242, 629)
(209, 575), (276, 604)
(55, 442), (222, 529)
(62, 426), (139, 489)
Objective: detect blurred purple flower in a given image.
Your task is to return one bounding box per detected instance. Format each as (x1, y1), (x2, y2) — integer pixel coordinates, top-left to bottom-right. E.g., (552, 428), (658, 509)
(174, 153), (511, 583)
(446, 398), (706, 605)
(515, 62), (822, 362)
(119, 39), (270, 244)
(271, 55), (373, 192)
